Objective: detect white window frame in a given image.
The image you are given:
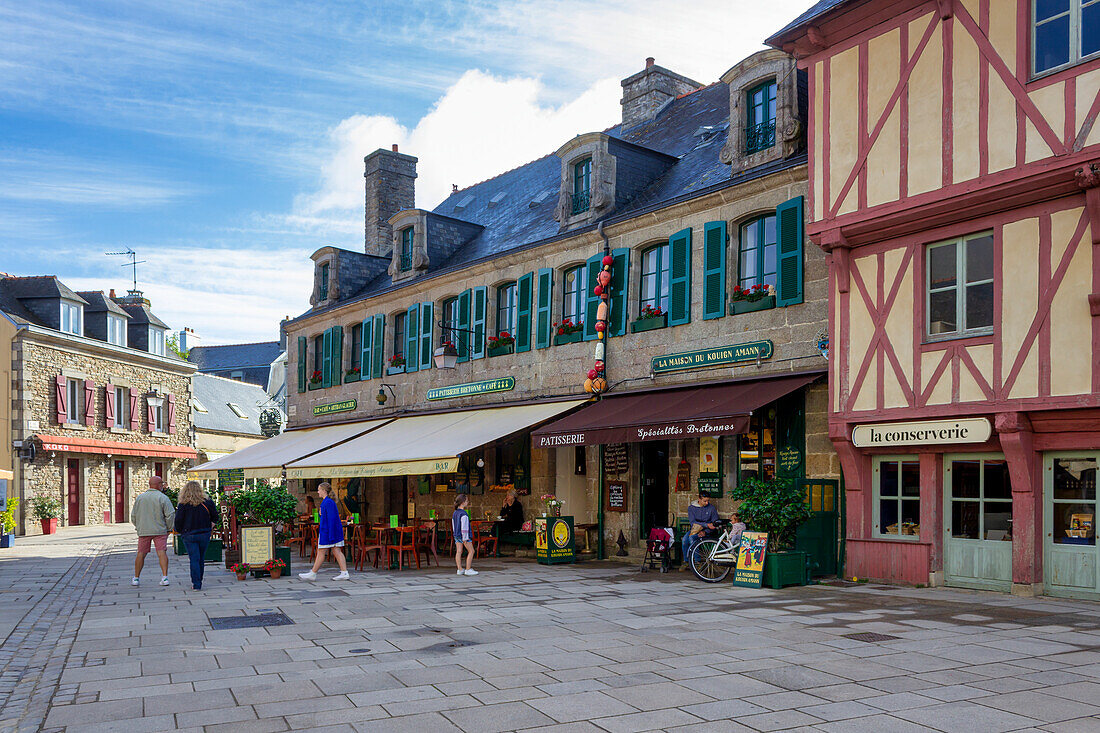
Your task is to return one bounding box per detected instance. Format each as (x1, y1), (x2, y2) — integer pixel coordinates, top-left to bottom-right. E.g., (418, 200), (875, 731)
(925, 231), (995, 341)
(114, 386), (129, 427)
(228, 402), (248, 419)
(148, 395), (166, 434)
(872, 455), (922, 541)
(65, 378), (82, 424)
(60, 301), (82, 335)
(1032, 0), (1100, 77)
(149, 327), (166, 356)
(107, 315), (127, 346)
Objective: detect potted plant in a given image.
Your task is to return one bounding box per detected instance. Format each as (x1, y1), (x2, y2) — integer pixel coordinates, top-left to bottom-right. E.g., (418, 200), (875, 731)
(730, 284), (776, 314)
(344, 366), (361, 382)
(230, 562), (251, 580)
(731, 476), (812, 588)
(308, 370), (323, 389)
(630, 304), (667, 332)
(553, 318), (584, 345)
(29, 494), (62, 535)
(387, 353), (406, 374)
(263, 557), (287, 579)
(0, 498), (18, 548)
(487, 331), (515, 357)
(540, 493), (564, 518)
(228, 480), (296, 571)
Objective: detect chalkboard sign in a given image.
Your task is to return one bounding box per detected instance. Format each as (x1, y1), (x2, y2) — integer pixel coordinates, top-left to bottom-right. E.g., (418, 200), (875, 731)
(607, 482), (626, 511)
(603, 443), (628, 476)
(698, 474), (722, 497)
(777, 446), (803, 475)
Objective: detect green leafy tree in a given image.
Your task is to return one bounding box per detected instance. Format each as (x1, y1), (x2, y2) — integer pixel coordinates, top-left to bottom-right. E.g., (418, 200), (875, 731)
(167, 334), (189, 360)
(229, 480), (297, 545)
(1, 498), (20, 534)
(731, 476), (811, 552)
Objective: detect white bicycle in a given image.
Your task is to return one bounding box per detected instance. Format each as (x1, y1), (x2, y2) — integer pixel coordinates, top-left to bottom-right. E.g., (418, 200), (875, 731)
(688, 520), (740, 583)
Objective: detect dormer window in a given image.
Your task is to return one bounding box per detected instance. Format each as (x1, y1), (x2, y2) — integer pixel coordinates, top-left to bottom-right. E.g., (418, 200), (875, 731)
(572, 158), (591, 215)
(319, 263), (330, 300)
(400, 227), (414, 272)
(107, 314), (127, 346)
(60, 301), (82, 335)
(745, 80), (777, 154)
(149, 327), (166, 356)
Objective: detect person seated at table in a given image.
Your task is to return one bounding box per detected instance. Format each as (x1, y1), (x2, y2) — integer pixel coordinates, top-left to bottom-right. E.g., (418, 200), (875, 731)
(680, 492), (719, 571)
(500, 489), (524, 532)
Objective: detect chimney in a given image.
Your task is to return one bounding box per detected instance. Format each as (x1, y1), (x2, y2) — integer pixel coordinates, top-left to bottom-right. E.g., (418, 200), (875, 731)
(177, 327), (200, 352)
(108, 288), (116, 298)
(620, 58), (702, 130)
(364, 146), (417, 257)
(279, 317), (290, 351)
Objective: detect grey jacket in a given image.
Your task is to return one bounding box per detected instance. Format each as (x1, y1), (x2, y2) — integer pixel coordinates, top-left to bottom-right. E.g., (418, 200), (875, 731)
(131, 489), (175, 536)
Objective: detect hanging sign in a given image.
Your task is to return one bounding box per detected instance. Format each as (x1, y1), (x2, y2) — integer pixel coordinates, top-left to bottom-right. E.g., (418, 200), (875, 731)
(259, 408), (282, 437)
(851, 418), (992, 448)
(732, 531), (768, 588)
(313, 399), (357, 416)
(286, 457), (457, 479)
(651, 341), (773, 375)
(777, 446), (803, 475)
(426, 377), (515, 401)
(218, 468), (244, 488)
(240, 525), (274, 567)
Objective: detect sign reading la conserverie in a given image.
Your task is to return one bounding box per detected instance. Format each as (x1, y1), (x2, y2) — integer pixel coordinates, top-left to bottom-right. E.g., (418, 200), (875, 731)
(852, 418), (992, 448)
(651, 341), (773, 374)
(426, 377), (515, 401)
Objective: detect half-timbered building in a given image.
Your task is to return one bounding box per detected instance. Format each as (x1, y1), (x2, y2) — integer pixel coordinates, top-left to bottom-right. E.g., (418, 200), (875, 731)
(770, 0), (1100, 597)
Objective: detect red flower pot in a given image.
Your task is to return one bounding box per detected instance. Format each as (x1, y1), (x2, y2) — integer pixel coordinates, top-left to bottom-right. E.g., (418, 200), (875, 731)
(41, 518), (58, 535)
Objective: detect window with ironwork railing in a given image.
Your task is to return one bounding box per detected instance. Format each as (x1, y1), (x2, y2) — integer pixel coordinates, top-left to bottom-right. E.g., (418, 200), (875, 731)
(400, 226), (413, 271)
(745, 80), (777, 154)
(572, 158), (591, 214)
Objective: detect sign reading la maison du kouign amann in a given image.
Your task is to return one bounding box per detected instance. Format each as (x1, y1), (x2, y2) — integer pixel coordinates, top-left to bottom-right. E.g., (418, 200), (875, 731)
(651, 341), (773, 375)
(851, 418), (992, 448)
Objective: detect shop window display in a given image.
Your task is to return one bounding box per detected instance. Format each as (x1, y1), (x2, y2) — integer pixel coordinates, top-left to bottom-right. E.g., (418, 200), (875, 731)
(738, 410), (776, 483)
(1052, 457), (1097, 546)
(949, 458), (1012, 540)
(875, 458), (921, 538)
(495, 437), (531, 495)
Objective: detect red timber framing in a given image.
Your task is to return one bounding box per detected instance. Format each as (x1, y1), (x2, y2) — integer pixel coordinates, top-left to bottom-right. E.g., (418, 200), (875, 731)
(772, 0), (1100, 595)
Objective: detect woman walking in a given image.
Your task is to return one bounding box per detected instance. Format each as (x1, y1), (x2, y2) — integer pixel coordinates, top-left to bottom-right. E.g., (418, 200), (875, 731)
(453, 494), (478, 576)
(299, 482), (350, 581)
(174, 481), (217, 591)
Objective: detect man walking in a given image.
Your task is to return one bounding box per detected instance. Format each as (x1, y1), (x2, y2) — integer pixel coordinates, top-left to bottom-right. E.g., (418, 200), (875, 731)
(131, 475), (175, 586)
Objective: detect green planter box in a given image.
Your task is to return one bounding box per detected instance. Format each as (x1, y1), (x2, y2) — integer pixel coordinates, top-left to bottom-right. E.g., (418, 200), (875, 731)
(730, 295), (775, 314)
(487, 344), (515, 358)
(762, 550), (807, 589)
(307, 381), (322, 390)
(386, 365), (406, 375)
(630, 314), (667, 333)
(175, 535), (224, 563)
(553, 331), (583, 345)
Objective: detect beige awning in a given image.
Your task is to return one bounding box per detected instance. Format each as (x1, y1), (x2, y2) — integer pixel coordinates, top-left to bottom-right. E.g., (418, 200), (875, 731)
(285, 400), (587, 479)
(188, 420), (389, 479)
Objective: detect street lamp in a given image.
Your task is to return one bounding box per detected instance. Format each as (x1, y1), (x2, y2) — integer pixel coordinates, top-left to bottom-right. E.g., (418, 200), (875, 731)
(434, 343), (459, 370)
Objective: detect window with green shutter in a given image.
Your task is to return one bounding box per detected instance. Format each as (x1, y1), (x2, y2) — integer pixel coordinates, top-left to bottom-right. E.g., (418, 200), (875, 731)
(349, 324), (362, 374)
(297, 336), (307, 392)
(703, 221), (728, 320)
(609, 248), (630, 336)
(775, 196), (805, 307)
(321, 328), (333, 388)
(640, 243), (670, 314)
(393, 311), (407, 371)
(562, 264), (585, 326)
(331, 326), (343, 385)
(360, 318), (373, 380)
(535, 268), (553, 349)
(457, 289), (472, 363)
(583, 253), (602, 341)
(668, 228), (692, 326)
(313, 334), (324, 376)
(516, 273), (533, 352)
(471, 286), (487, 359)
(419, 301), (434, 369)
(372, 314), (385, 378)
(495, 282), (517, 338)
(406, 304), (420, 372)
(738, 214), (777, 291)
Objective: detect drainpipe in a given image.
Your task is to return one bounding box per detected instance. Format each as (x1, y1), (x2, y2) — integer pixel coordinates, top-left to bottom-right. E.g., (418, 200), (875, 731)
(596, 222), (611, 561)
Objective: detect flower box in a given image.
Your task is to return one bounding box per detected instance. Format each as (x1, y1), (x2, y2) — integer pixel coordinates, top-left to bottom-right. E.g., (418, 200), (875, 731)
(487, 343), (515, 358)
(762, 550), (808, 589)
(630, 314), (667, 333)
(344, 371), (360, 383)
(386, 366), (405, 376)
(730, 294), (775, 315)
(553, 331), (583, 345)
(307, 381), (323, 390)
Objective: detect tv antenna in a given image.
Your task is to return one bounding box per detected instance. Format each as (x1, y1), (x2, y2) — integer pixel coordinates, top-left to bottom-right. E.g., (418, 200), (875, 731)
(104, 248), (147, 296)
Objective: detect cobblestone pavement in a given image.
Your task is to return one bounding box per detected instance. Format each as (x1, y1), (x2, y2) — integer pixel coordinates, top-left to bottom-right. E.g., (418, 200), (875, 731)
(3, 527), (1100, 732)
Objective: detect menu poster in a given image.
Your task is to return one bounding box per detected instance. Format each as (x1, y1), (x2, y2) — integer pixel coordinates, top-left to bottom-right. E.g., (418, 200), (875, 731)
(732, 531), (768, 588)
(240, 525), (274, 567)
(607, 482), (626, 511)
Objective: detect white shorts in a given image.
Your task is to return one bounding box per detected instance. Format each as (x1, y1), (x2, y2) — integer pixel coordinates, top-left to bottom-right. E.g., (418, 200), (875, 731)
(318, 540), (345, 549)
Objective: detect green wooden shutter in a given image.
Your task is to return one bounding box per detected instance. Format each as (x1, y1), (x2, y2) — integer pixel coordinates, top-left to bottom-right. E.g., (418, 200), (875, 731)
(406, 304), (420, 372)
(583, 253), (603, 341)
(776, 196), (805, 306)
(360, 318), (373, 381)
(297, 336), (306, 392)
(668, 227), (692, 326)
(457, 289), (472, 363)
(471, 286), (487, 359)
(332, 326), (343, 385)
(609, 248), (630, 336)
(321, 328), (333, 387)
(703, 221), (728, 320)
(420, 301), (433, 370)
(372, 314), (385, 378)
(535, 268), (553, 349)
(516, 273), (533, 352)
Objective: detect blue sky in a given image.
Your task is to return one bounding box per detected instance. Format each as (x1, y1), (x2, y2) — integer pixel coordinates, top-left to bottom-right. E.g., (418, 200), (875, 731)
(1, 0), (811, 344)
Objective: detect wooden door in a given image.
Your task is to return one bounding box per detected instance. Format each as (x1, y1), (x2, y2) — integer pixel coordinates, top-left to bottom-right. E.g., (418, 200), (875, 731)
(639, 441), (668, 539)
(114, 461), (126, 523)
(795, 479), (839, 577)
(1045, 454), (1099, 599)
(943, 455), (1012, 592)
(66, 459), (80, 525)
(154, 462), (164, 480)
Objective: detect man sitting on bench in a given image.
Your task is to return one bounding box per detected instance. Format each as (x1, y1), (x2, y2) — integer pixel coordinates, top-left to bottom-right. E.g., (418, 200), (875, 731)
(680, 492), (719, 571)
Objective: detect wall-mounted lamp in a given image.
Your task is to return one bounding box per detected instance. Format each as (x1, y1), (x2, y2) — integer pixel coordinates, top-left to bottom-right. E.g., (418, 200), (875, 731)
(376, 383), (397, 405)
(476, 458), (485, 469)
(434, 343), (459, 370)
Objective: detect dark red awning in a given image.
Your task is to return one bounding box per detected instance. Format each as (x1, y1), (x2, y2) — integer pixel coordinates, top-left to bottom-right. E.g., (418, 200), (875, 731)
(531, 373), (819, 447)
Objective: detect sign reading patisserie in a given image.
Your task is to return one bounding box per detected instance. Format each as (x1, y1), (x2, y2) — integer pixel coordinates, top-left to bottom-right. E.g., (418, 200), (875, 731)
(651, 341), (773, 374)
(426, 377), (515, 401)
(851, 418), (992, 448)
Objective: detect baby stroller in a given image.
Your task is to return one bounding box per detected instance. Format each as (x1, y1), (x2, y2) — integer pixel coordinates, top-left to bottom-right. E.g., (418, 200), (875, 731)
(641, 526), (675, 573)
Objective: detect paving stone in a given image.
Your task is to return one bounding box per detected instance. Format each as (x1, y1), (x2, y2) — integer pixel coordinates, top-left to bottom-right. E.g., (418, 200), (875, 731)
(590, 707), (703, 733)
(974, 689), (1100, 723)
(894, 700), (1043, 732)
(443, 701), (557, 733)
(526, 691), (639, 723)
(734, 709), (823, 731)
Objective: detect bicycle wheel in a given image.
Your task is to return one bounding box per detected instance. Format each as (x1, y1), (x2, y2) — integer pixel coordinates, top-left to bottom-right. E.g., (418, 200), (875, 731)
(690, 539), (731, 583)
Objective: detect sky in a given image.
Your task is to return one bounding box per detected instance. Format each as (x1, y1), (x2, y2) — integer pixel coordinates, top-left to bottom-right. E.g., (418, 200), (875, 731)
(1, 0), (813, 345)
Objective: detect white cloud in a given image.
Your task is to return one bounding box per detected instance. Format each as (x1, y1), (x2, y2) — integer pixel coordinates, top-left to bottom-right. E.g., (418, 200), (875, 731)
(300, 69), (621, 217)
(0, 150), (191, 207)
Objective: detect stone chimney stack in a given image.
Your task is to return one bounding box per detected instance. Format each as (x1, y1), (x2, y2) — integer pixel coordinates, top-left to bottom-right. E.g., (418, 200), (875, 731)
(364, 146), (417, 257)
(620, 58), (701, 130)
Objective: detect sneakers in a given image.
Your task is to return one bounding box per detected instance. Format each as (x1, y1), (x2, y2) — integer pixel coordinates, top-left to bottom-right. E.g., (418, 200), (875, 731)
(299, 570), (317, 580)
(159, 577), (169, 586)
(131, 577), (139, 586)
(463, 569), (479, 576)
(333, 571), (350, 580)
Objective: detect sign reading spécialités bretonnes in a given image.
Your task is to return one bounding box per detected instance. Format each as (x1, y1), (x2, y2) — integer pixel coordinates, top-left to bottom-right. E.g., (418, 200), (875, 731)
(651, 341), (772, 375)
(536, 416), (749, 448)
(851, 418), (992, 448)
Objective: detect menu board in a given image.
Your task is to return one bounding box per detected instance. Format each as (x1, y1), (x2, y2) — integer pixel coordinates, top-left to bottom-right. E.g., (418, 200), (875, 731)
(240, 525), (273, 567)
(607, 482), (626, 512)
(603, 444), (628, 475)
(698, 474), (722, 497)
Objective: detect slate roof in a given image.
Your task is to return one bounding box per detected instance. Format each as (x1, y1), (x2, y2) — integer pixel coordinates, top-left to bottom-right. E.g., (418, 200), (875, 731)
(768, 0), (852, 44)
(115, 300), (168, 329)
(192, 372), (275, 436)
(189, 341), (282, 390)
(76, 291), (130, 318)
(1, 276), (87, 308)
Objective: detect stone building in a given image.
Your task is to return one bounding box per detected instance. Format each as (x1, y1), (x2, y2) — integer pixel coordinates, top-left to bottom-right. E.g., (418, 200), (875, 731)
(205, 54), (839, 565)
(192, 372), (281, 470)
(1, 278), (196, 535)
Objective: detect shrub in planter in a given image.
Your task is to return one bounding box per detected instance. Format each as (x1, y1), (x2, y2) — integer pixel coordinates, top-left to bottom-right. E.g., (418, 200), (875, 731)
(29, 494), (63, 535)
(229, 480), (297, 546)
(730, 476), (811, 553)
